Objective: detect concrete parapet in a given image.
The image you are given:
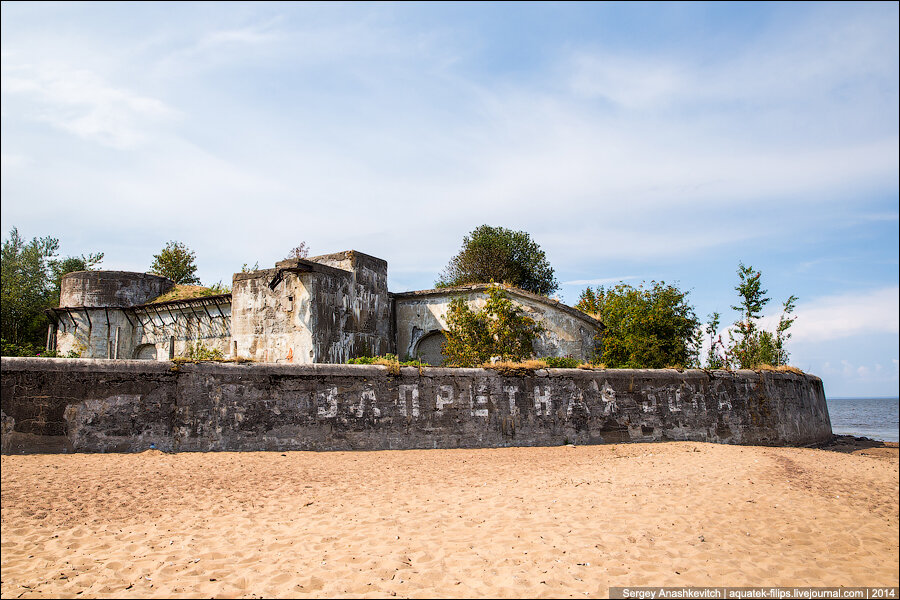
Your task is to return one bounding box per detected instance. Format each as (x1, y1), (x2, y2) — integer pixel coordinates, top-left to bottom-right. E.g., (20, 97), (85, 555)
(1, 358), (832, 454)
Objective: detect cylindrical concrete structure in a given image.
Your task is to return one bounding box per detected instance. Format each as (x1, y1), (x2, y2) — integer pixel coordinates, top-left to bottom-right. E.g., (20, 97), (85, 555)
(59, 271), (174, 308)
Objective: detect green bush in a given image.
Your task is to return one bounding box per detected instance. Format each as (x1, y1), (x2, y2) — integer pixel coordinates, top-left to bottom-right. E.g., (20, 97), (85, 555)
(182, 342), (224, 361)
(576, 281), (700, 369)
(348, 354), (432, 367)
(542, 356), (580, 369)
(443, 286), (543, 367)
(1, 338), (79, 358)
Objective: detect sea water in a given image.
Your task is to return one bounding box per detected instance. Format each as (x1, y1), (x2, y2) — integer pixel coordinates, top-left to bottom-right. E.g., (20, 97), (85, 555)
(826, 397), (899, 442)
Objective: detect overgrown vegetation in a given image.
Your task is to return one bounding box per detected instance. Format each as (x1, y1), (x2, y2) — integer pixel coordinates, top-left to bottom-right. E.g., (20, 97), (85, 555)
(150, 282), (231, 303)
(180, 342), (224, 361)
(436, 225), (559, 296)
(442, 285), (543, 367)
(576, 281), (701, 369)
(705, 263), (798, 370)
(541, 356), (581, 369)
(150, 241), (200, 284)
(1, 227), (103, 353)
(347, 353), (431, 375)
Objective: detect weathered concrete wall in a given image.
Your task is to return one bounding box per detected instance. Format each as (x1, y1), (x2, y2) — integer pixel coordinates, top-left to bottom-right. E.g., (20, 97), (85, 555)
(1, 358), (832, 454)
(307, 251), (392, 359)
(129, 299), (233, 360)
(54, 299), (232, 360)
(60, 271), (173, 308)
(54, 308), (137, 359)
(231, 252), (392, 364)
(393, 284), (602, 364)
(231, 267), (311, 363)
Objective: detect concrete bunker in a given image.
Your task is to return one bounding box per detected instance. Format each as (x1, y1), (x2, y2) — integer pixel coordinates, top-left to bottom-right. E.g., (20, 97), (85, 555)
(47, 251), (604, 365)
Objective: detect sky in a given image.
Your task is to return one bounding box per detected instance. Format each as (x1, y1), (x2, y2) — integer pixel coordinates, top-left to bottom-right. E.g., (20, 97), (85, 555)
(2, 1), (897, 398)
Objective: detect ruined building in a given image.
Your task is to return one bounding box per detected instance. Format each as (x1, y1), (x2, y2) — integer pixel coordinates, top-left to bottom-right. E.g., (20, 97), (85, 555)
(47, 251), (603, 365)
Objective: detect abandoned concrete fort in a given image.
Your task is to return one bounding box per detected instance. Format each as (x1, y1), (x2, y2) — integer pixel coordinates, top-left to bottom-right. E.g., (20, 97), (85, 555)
(46, 250), (604, 366)
(7, 250), (833, 454)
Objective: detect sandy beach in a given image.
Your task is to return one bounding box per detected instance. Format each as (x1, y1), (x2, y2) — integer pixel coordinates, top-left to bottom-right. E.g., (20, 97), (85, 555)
(1, 440), (897, 598)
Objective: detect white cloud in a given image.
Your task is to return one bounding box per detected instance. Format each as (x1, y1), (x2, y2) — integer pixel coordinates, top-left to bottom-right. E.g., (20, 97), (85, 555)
(0, 153), (28, 169)
(1, 62), (175, 148)
(774, 286), (900, 343)
(197, 19), (284, 49)
(821, 359), (899, 383)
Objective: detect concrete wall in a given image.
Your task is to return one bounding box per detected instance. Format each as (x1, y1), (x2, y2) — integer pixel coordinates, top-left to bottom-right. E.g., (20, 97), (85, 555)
(60, 271), (173, 308)
(1, 358), (832, 454)
(393, 285), (602, 364)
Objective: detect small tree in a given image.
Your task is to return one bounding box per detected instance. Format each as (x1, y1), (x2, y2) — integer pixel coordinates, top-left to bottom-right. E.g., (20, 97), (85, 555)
(725, 263), (797, 368)
(150, 241), (200, 284)
(704, 312), (727, 369)
(576, 281), (701, 368)
(703, 263), (798, 369)
(286, 243), (309, 260)
(442, 286), (544, 367)
(437, 225), (559, 296)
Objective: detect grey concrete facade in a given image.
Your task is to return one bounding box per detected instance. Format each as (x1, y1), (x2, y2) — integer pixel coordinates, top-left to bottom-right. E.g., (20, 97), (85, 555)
(230, 251), (391, 363)
(393, 284), (603, 363)
(1, 358), (832, 454)
(48, 250), (602, 365)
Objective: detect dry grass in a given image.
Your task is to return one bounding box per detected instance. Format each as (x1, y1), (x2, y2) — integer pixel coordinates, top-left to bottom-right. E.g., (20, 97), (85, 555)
(150, 284), (220, 303)
(755, 364), (805, 374)
(370, 357), (401, 375)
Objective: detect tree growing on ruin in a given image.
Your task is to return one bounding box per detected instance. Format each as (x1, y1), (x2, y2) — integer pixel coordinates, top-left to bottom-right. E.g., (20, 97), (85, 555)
(442, 285), (543, 367)
(576, 281), (701, 368)
(286, 243), (309, 260)
(436, 225), (559, 296)
(722, 263), (797, 369)
(149, 241), (200, 285)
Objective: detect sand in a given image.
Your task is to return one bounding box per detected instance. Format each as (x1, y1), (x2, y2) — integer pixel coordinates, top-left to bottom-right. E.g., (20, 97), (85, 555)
(2, 440), (897, 598)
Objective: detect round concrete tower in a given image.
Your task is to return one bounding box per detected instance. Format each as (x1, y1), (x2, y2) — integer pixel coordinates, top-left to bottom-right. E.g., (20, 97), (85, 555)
(59, 271), (175, 308)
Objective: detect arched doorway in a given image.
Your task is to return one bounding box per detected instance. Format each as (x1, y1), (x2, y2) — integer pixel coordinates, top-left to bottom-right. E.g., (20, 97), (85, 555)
(415, 331), (447, 366)
(133, 344), (157, 360)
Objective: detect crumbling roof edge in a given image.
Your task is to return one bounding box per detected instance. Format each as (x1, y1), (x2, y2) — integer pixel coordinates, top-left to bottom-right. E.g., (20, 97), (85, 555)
(391, 284), (604, 330)
(48, 293), (233, 313)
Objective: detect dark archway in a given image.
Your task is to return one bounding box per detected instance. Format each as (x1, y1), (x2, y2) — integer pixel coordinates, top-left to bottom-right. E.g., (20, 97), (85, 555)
(415, 331), (447, 366)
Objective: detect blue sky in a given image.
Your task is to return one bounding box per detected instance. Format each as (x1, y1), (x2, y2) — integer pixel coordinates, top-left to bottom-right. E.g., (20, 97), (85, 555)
(2, 2), (897, 397)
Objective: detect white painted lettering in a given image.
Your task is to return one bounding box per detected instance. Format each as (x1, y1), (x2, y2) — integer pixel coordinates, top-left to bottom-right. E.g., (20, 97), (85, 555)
(601, 381), (617, 416)
(472, 384), (489, 418)
(357, 389), (380, 418)
(398, 384), (420, 418)
(504, 385), (519, 416)
(669, 388), (682, 413)
(436, 385), (454, 413)
(533, 386), (552, 416)
(317, 386), (338, 418)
